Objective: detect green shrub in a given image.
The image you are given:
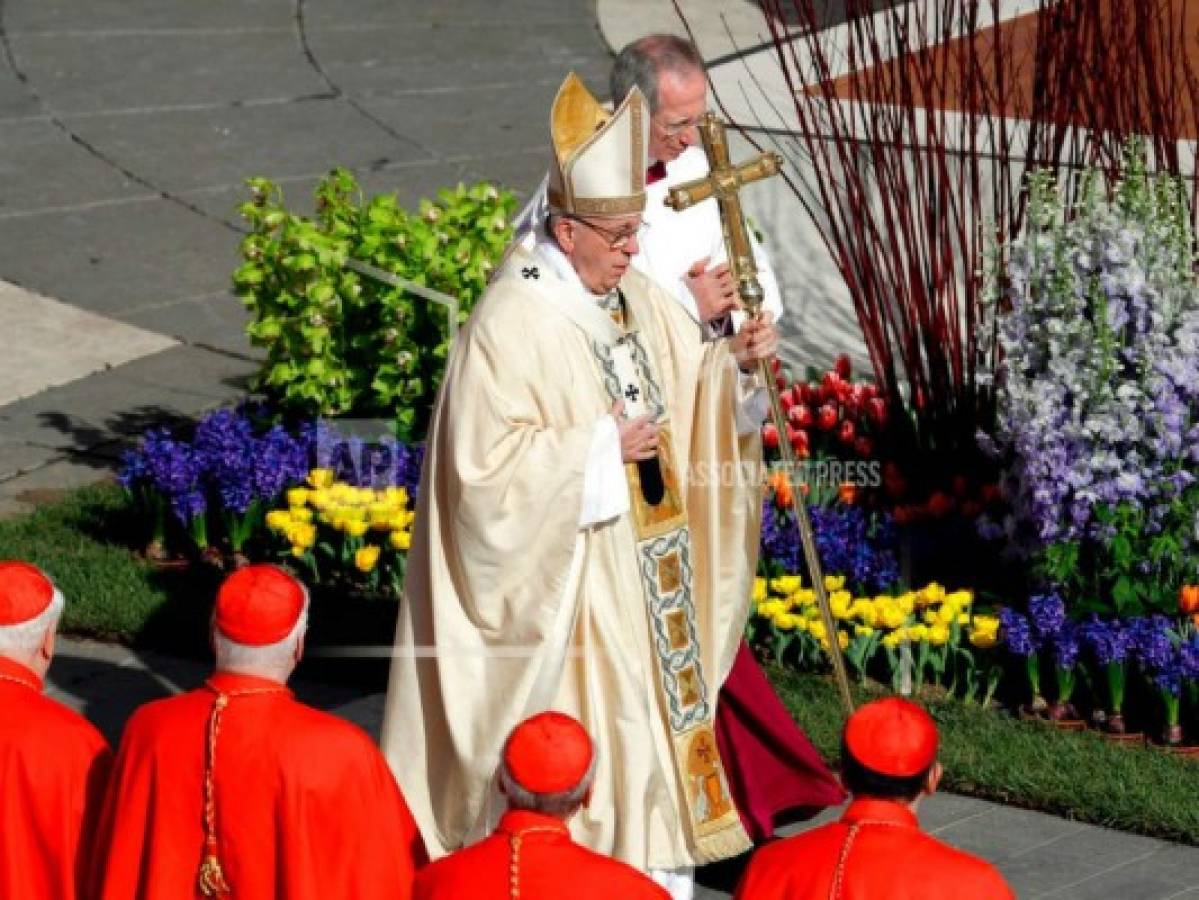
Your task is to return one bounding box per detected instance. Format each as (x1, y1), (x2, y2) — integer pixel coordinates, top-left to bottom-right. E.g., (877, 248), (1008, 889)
(233, 169), (515, 440)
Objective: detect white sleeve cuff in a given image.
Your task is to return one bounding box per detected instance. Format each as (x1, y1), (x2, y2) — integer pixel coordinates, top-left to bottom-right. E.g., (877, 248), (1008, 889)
(734, 368), (771, 436)
(579, 415), (629, 528)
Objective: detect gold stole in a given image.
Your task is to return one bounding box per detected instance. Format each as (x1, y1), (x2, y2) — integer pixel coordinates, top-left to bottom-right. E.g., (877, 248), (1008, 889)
(591, 295), (751, 862)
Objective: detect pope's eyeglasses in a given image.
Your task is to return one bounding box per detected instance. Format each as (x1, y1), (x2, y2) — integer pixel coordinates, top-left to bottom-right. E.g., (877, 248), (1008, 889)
(567, 217), (650, 251)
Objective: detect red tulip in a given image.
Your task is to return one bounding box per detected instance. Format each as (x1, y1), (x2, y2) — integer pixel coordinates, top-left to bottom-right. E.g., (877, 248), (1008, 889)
(927, 491), (955, 519)
(853, 436), (874, 458)
(892, 505), (912, 526)
(762, 423), (779, 449)
(776, 375), (787, 391)
(790, 403), (814, 429)
(952, 475), (969, 498)
(816, 404), (839, 431)
(791, 428), (810, 458)
(883, 462), (907, 499)
(866, 397), (887, 427)
(980, 483), (1003, 505)
(838, 420), (856, 444)
(960, 500), (983, 520)
(770, 358), (781, 375)
(835, 353), (852, 380)
(780, 390), (795, 414)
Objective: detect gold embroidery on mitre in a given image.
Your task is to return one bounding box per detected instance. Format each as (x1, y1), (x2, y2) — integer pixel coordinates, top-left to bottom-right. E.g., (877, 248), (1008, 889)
(548, 72), (647, 217)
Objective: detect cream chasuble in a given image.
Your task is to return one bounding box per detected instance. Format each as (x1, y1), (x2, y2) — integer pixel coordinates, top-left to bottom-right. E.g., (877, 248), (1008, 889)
(380, 244), (762, 871)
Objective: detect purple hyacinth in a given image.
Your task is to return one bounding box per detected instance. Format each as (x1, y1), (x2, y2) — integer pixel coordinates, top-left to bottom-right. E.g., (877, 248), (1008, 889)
(1154, 654), (1184, 697)
(1000, 608), (1038, 656)
(1029, 592), (1067, 639)
(1079, 616), (1132, 665)
(1051, 620), (1081, 669)
(1181, 637), (1199, 679)
(1127, 615), (1174, 671)
(761, 501), (899, 593)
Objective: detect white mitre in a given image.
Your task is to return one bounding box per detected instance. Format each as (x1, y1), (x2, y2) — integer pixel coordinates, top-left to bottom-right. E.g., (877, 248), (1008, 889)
(546, 72), (648, 218)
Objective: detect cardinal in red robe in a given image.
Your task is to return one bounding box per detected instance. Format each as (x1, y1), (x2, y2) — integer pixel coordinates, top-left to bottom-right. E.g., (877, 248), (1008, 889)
(0, 561), (111, 900)
(735, 698), (1014, 900)
(91, 564), (424, 899)
(415, 711), (670, 900)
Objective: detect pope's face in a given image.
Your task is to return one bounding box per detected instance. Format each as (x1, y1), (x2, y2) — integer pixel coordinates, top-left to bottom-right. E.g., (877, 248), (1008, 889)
(650, 68), (708, 163)
(561, 213), (643, 295)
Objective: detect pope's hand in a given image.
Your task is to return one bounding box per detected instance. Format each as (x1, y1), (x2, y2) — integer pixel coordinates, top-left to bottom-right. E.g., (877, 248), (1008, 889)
(611, 401), (660, 462)
(731, 312), (778, 370)
(684, 257), (741, 323)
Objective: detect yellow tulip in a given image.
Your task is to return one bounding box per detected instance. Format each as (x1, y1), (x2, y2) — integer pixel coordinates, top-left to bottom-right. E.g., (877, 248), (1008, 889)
(854, 625), (874, 638)
(290, 507), (313, 523)
(345, 520), (369, 538)
(307, 468), (335, 489)
(945, 589), (973, 608)
(355, 545), (381, 573)
(389, 530), (411, 552)
(838, 631), (850, 651)
(923, 610), (938, 625)
(266, 509), (292, 532)
(794, 589), (816, 606)
(830, 591), (853, 620)
(879, 603), (907, 630)
(906, 624), (929, 643)
(881, 631), (903, 649)
(287, 523), (316, 550)
(770, 575), (802, 595)
(929, 623), (951, 646)
(824, 574), (846, 592)
(752, 578), (767, 603)
(896, 593), (916, 615)
(291, 545), (307, 558)
(809, 621), (827, 640)
(969, 615), (1000, 649)
(920, 582), (946, 605)
(287, 487), (310, 509)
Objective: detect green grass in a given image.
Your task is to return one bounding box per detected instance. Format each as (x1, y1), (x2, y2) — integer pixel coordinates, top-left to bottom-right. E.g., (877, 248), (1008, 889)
(4, 486), (1199, 844)
(774, 666), (1199, 845)
(0, 483), (219, 654)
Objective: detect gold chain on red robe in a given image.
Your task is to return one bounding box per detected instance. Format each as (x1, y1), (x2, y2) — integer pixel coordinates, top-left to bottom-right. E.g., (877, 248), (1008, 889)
(829, 820), (906, 900)
(198, 682), (290, 896)
(507, 826), (564, 900)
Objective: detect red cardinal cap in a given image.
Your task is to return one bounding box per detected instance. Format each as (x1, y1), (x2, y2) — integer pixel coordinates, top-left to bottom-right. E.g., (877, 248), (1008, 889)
(214, 565), (307, 646)
(503, 711), (594, 794)
(844, 697), (938, 777)
(0, 561), (57, 625)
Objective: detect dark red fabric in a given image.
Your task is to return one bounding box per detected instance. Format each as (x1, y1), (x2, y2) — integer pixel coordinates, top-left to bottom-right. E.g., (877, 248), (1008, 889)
(715, 641), (846, 842)
(646, 160), (668, 185)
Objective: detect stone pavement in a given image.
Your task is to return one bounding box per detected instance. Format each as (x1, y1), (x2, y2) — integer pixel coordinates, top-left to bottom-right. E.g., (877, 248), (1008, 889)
(51, 637), (1199, 900)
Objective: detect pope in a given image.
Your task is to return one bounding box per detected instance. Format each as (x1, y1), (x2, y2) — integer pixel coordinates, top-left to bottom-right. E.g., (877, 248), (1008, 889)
(0, 561), (111, 900)
(91, 564), (424, 899)
(415, 712), (670, 900)
(734, 697), (1015, 899)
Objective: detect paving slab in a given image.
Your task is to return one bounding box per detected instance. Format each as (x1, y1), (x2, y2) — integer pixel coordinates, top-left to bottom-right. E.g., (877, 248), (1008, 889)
(0, 345), (256, 454)
(0, 279), (176, 405)
(0, 198), (239, 316)
(0, 118), (148, 213)
(63, 98), (432, 195)
(7, 28), (330, 114)
(1, 0), (293, 34)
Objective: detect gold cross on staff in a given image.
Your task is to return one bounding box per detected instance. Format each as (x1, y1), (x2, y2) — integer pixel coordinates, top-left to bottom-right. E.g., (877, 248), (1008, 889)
(663, 112), (856, 716)
(663, 112), (784, 316)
